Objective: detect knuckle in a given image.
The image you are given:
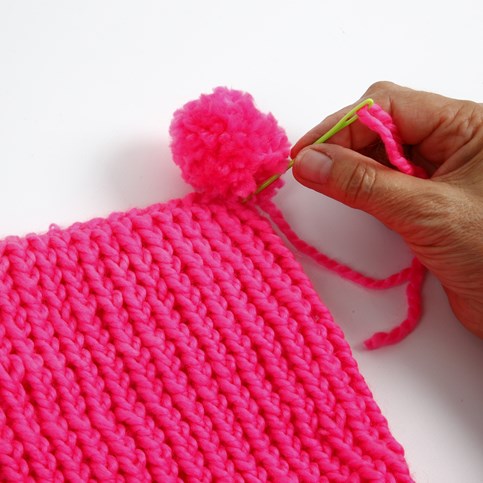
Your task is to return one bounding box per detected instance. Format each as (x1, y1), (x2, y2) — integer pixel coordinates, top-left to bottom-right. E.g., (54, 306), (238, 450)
(365, 80), (395, 95)
(341, 163), (378, 206)
(454, 102), (483, 142)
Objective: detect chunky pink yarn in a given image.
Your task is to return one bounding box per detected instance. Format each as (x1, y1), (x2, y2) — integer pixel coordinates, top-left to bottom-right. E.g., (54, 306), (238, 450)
(258, 103), (427, 349)
(357, 104), (427, 347)
(357, 105), (427, 179)
(0, 195), (413, 481)
(265, 194), (425, 349)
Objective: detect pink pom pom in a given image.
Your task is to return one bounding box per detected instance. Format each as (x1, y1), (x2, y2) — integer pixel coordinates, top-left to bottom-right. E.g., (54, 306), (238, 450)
(169, 87), (290, 199)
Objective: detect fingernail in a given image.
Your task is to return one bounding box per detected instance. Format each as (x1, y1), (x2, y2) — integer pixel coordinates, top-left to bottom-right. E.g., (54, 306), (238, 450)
(296, 149), (333, 183)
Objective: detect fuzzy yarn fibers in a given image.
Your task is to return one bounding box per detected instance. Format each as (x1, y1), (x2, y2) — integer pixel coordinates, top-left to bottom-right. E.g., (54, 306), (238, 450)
(170, 87), (290, 199)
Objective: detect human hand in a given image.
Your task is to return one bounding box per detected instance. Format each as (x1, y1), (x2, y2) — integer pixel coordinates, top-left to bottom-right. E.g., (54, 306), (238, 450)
(291, 82), (483, 338)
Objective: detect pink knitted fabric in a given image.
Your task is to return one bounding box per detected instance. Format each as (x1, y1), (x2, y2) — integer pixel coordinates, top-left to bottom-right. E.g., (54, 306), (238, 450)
(0, 88), (419, 481)
(0, 194), (413, 481)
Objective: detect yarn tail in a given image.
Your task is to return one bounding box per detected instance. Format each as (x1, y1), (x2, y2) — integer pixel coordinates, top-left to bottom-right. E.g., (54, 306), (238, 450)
(261, 199), (411, 289)
(261, 199), (425, 349)
(261, 101), (428, 349)
(357, 104), (428, 179)
(363, 257), (426, 349)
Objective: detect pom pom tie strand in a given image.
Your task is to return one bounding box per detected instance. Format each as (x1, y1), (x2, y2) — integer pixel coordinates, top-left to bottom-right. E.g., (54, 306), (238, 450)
(253, 98), (427, 349)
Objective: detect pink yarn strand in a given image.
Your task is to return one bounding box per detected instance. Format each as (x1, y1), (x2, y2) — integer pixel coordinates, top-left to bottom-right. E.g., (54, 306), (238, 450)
(261, 199), (411, 289)
(364, 257), (426, 350)
(357, 105), (428, 179)
(262, 102), (428, 348)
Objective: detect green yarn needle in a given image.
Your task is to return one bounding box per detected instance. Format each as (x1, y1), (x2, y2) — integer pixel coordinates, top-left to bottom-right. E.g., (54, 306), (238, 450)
(250, 98), (374, 199)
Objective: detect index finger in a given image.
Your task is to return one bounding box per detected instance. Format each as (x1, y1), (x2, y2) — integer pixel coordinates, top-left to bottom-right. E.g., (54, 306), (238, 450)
(290, 81), (451, 161)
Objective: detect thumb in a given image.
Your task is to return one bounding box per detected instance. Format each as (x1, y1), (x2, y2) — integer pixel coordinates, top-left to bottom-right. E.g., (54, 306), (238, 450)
(293, 144), (436, 236)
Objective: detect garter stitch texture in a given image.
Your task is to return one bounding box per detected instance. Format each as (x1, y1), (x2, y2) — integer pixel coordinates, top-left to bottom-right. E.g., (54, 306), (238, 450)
(0, 89), (419, 481)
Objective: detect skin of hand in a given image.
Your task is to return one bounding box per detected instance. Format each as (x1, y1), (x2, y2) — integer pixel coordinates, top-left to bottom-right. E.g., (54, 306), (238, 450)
(291, 81), (483, 338)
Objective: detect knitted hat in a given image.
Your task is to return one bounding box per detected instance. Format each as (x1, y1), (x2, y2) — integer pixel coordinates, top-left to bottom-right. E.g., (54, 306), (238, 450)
(0, 88), (419, 481)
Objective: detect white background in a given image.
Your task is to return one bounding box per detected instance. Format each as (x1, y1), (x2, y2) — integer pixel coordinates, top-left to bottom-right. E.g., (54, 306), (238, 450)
(1, 1), (482, 481)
